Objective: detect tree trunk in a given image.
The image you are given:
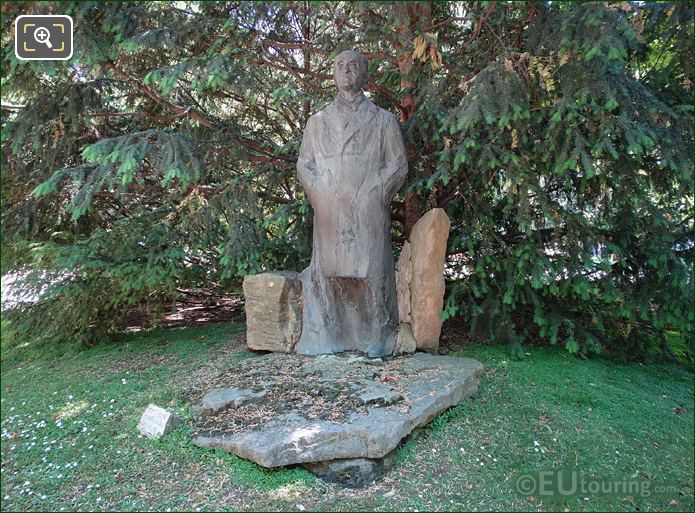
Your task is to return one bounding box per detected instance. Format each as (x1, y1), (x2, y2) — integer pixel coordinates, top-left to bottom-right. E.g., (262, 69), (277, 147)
(392, 1), (432, 236)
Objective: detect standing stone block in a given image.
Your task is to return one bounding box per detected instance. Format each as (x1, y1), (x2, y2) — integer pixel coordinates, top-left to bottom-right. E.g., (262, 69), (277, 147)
(410, 208), (451, 353)
(395, 241), (412, 324)
(137, 404), (181, 439)
(243, 271), (302, 352)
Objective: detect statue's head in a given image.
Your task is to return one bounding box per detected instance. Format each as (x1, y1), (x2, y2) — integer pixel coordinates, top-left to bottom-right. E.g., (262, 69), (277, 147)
(333, 50), (368, 94)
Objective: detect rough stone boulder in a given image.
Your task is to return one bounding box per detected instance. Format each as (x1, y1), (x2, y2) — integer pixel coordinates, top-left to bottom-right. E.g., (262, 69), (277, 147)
(191, 352), (483, 483)
(395, 241), (412, 324)
(393, 322), (416, 355)
(242, 271), (302, 352)
(409, 209), (451, 353)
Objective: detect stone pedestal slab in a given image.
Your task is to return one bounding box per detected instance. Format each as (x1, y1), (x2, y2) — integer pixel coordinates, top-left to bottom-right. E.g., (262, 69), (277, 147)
(192, 352), (483, 484)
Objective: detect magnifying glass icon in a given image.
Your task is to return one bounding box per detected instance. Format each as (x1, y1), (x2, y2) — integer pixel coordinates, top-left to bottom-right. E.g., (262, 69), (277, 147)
(34, 26), (52, 48)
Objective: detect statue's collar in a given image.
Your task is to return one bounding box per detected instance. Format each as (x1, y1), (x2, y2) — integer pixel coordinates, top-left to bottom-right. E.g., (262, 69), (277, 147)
(334, 91), (367, 116)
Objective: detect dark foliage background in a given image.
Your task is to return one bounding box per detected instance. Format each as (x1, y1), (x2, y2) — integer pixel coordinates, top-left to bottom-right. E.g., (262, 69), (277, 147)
(2, 1), (692, 358)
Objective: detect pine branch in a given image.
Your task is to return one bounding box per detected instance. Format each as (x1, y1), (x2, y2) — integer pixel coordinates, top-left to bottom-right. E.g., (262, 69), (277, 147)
(424, 16), (472, 33)
(465, 2), (497, 49)
(103, 60), (217, 130)
(84, 110), (192, 123)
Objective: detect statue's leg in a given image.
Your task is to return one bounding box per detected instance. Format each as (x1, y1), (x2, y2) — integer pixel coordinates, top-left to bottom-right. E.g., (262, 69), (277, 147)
(329, 277), (367, 353)
(295, 266), (339, 355)
(296, 267), (398, 357)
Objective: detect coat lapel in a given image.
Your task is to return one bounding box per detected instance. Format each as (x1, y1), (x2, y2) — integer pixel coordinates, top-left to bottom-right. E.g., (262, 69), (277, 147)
(341, 99), (377, 151)
(316, 98), (379, 192)
(323, 101), (342, 150)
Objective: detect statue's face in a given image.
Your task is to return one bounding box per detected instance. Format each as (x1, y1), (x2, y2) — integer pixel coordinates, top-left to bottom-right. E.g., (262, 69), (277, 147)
(334, 51), (367, 92)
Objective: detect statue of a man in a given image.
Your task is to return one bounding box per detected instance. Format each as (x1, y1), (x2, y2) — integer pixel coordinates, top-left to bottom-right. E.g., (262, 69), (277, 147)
(295, 50), (408, 357)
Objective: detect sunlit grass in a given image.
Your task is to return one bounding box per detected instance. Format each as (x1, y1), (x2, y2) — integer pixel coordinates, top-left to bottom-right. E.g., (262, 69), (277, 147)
(1, 323), (692, 511)
(54, 400), (89, 421)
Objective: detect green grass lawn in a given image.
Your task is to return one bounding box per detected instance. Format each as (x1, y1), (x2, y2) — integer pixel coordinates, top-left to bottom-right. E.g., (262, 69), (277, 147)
(1, 323), (692, 511)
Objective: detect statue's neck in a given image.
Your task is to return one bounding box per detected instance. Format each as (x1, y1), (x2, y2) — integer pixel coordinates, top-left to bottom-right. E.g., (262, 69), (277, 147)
(337, 89), (364, 103)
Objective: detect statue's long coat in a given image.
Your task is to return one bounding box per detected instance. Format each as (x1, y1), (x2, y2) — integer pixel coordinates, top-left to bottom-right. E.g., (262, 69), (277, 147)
(294, 95), (408, 356)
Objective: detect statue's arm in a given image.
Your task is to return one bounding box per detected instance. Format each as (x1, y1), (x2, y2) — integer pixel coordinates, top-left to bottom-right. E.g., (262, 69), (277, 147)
(381, 113), (408, 202)
(297, 117), (318, 192)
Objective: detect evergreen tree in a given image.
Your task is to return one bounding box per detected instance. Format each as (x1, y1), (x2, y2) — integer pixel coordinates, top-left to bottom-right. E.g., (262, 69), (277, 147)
(2, 2), (692, 358)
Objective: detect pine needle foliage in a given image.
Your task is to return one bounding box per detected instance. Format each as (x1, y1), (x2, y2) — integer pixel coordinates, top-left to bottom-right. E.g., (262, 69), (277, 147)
(2, 2), (692, 357)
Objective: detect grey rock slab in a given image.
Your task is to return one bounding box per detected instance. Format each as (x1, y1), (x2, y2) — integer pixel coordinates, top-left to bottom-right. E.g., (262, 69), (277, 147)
(354, 381), (403, 406)
(200, 387), (267, 415)
(192, 352), (483, 468)
(304, 456), (393, 488)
